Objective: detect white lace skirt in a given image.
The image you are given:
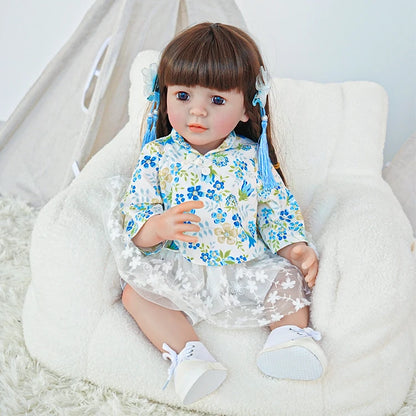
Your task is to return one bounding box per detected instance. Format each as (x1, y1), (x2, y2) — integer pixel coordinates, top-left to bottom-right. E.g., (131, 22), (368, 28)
(106, 177), (311, 328)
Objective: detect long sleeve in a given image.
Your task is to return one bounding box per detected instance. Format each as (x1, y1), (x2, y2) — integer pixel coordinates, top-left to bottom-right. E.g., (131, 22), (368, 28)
(120, 141), (164, 239)
(257, 167), (307, 253)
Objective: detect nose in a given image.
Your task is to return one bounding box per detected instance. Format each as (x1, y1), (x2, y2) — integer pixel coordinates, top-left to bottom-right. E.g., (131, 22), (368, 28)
(189, 102), (207, 117)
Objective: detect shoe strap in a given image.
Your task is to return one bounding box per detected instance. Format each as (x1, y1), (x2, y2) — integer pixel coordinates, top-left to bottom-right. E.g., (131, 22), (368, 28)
(161, 342), (196, 390)
(292, 327), (322, 341)
(265, 325), (322, 349)
(161, 343), (178, 390)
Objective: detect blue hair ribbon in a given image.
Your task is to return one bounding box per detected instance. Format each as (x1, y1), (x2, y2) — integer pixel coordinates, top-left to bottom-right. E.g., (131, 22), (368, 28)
(141, 63), (160, 149)
(252, 67), (279, 189)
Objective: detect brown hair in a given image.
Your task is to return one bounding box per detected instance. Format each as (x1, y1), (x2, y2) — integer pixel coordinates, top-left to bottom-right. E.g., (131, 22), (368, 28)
(156, 22), (279, 168)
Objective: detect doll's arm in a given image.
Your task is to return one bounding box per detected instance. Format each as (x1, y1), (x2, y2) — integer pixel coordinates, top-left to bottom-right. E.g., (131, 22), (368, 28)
(277, 242), (319, 288)
(132, 200), (204, 248)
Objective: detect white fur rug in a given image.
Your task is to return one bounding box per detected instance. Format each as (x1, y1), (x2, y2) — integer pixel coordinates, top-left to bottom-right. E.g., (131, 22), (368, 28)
(0, 196), (204, 416)
(1, 194), (416, 416)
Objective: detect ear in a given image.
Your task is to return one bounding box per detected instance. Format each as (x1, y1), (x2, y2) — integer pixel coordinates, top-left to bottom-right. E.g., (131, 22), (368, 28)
(240, 111), (249, 123)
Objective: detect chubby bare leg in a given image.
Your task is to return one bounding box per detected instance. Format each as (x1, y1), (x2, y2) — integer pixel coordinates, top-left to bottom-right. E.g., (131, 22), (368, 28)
(269, 306), (309, 331)
(122, 283), (199, 353)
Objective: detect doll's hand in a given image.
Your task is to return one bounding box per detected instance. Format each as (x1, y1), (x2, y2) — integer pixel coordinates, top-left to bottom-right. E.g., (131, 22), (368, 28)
(154, 200), (203, 243)
(133, 200), (203, 248)
(277, 242), (319, 288)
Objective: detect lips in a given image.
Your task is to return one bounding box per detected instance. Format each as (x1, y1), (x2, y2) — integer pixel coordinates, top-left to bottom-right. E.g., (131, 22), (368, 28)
(188, 123), (207, 133)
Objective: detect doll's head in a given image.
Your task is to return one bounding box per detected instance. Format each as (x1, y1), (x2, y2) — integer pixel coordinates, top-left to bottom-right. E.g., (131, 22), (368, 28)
(155, 22), (277, 165)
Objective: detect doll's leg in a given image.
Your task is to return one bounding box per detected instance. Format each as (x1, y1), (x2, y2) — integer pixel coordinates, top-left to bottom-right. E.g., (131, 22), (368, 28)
(258, 264), (326, 380)
(122, 283), (227, 404)
(122, 283), (199, 352)
(269, 306), (309, 330)
(263, 262), (310, 330)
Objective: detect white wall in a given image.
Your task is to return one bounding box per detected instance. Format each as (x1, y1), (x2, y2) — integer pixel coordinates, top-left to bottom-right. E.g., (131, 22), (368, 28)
(0, 0), (414, 162)
(236, 0), (416, 162)
(0, 0), (95, 122)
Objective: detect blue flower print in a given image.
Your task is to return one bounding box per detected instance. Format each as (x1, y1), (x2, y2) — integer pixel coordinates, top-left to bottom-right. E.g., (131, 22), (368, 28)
(206, 189), (215, 199)
(213, 154), (229, 167)
(234, 170), (243, 180)
(235, 255), (247, 263)
(129, 185), (136, 194)
(200, 252), (212, 264)
(187, 186), (203, 200)
(170, 162), (182, 183)
(141, 155), (157, 169)
(258, 187), (271, 200)
(213, 180), (224, 191)
(170, 162), (181, 175)
(132, 170), (142, 182)
(211, 208), (227, 224)
(277, 226), (287, 241)
(126, 219), (134, 232)
(234, 160), (247, 171)
(225, 194), (237, 208)
(209, 250), (222, 266)
(289, 221), (304, 233)
(247, 221), (257, 247)
(260, 207), (273, 224)
(175, 194), (185, 204)
(287, 193), (300, 211)
(232, 213), (242, 227)
(248, 220), (257, 237)
(238, 231), (248, 242)
(212, 193), (222, 203)
(278, 191), (286, 200)
(279, 209), (294, 223)
(239, 180), (254, 200)
(188, 242), (201, 250)
(247, 234), (256, 248)
(268, 229), (277, 241)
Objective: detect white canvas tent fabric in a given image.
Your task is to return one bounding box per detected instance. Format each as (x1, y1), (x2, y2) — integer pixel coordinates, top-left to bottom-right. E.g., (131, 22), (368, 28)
(0, 0), (246, 208)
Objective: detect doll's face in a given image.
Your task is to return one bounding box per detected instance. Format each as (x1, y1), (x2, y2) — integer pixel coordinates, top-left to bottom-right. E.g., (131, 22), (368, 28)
(166, 85), (248, 154)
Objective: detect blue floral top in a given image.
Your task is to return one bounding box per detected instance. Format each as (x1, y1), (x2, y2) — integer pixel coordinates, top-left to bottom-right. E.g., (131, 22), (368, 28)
(121, 129), (307, 266)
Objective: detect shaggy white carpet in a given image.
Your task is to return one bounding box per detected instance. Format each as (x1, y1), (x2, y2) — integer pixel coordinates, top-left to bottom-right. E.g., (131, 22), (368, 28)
(1, 195), (416, 416)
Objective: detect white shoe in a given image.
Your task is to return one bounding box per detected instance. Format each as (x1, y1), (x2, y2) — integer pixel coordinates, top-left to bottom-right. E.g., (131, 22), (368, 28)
(162, 341), (227, 404)
(257, 325), (327, 381)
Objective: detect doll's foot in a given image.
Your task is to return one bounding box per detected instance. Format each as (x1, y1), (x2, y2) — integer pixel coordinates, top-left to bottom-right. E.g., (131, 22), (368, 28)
(162, 341), (227, 404)
(257, 325), (327, 380)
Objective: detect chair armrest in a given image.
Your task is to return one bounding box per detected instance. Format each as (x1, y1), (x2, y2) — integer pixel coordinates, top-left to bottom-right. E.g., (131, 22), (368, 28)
(304, 176), (416, 333)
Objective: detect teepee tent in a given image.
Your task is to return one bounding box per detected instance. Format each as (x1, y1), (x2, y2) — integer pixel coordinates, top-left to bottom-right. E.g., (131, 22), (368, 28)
(0, 0), (246, 207)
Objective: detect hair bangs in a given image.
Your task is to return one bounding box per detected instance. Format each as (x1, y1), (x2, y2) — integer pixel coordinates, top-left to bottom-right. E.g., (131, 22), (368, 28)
(160, 25), (253, 92)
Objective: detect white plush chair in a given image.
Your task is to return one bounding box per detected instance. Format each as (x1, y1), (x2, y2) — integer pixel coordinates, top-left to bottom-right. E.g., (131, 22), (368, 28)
(383, 132), (416, 235)
(23, 50), (416, 416)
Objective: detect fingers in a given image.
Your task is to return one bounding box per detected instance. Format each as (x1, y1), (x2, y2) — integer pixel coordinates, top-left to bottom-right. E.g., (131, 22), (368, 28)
(173, 223), (200, 243)
(289, 244), (319, 288)
(301, 256), (315, 272)
(173, 200), (204, 213)
(174, 233), (199, 243)
(160, 200), (203, 242)
(178, 213), (201, 224)
(172, 217), (201, 243)
(304, 262), (318, 288)
(175, 223), (200, 234)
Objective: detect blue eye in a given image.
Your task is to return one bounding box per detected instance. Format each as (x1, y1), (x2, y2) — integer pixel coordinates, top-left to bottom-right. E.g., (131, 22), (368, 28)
(212, 96), (226, 105)
(176, 91), (189, 101)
